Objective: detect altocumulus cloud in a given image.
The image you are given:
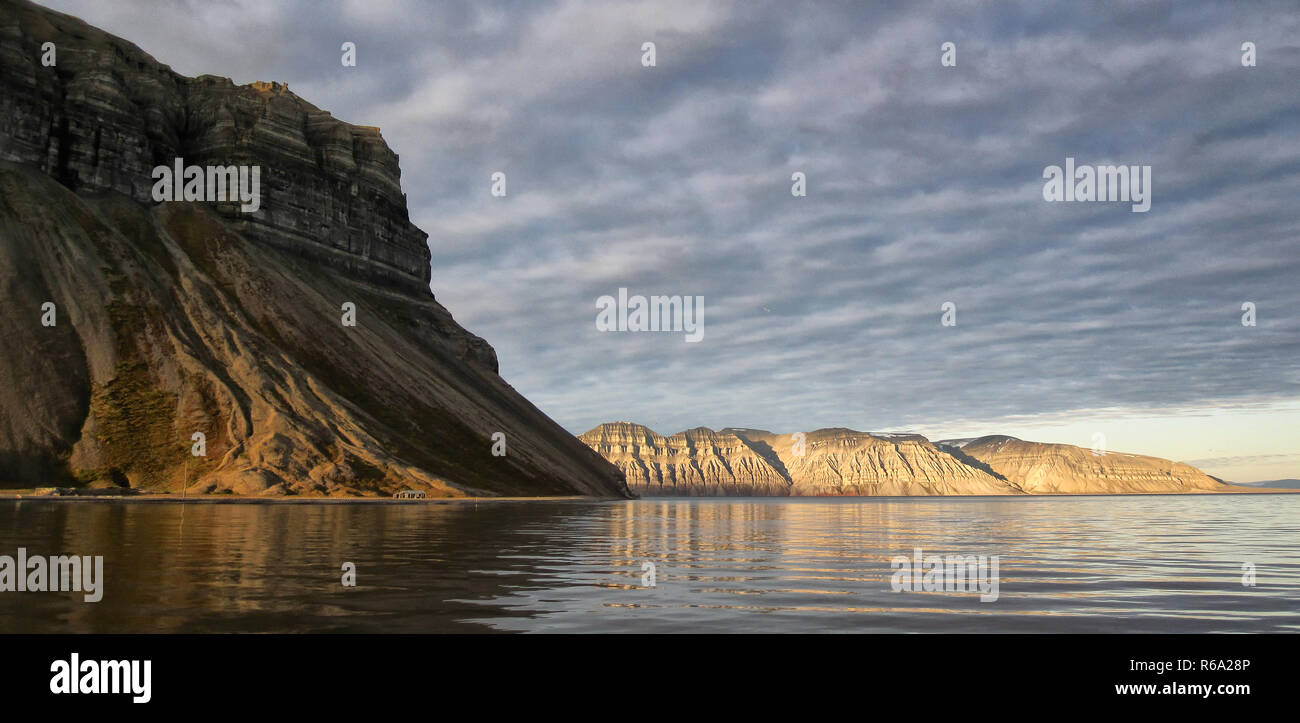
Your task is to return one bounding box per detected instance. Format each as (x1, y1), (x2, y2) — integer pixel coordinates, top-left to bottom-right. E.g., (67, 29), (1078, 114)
(40, 0), (1300, 440)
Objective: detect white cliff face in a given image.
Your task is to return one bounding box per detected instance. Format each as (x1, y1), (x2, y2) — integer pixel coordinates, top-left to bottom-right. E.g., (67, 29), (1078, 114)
(578, 423), (791, 496)
(944, 436), (1229, 494)
(582, 424), (1236, 497)
(782, 432), (1020, 496)
(581, 424), (1021, 496)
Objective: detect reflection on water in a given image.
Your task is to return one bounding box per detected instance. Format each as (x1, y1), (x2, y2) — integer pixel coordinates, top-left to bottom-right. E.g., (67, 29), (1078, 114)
(0, 496), (1297, 633)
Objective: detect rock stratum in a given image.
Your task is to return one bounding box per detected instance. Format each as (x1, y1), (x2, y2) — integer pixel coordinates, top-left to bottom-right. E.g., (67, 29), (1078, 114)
(0, 0), (630, 498)
(580, 423), (1234, 496)
(938, 435), (1229, 495)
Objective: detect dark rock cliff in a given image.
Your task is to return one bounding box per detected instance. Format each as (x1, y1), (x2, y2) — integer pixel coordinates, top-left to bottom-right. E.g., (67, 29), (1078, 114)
(0, 0), (631, 498)
(0, 0), (429, 294)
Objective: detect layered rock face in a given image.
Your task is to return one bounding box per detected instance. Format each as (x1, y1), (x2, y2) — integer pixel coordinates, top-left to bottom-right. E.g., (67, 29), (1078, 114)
(0, 0), (428, 294)
(0, 0), (630, 498)
(581, 423), (1234, 496)
(737, 428), (1020, 496)
(580, 424), (1023, 496)
(578, 423), (791, 496)
(940, 436), (1227, 494)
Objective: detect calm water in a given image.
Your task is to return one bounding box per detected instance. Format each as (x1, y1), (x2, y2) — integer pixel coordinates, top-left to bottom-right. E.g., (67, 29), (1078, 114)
(0, 495), (1297, 633)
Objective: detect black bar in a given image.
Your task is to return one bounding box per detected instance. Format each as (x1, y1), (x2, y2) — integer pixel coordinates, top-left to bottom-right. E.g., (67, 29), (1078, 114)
(0, 634), (1283, 712)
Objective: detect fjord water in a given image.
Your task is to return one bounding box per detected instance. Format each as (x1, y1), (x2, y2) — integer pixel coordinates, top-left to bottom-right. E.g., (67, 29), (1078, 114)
(1, 496), (1296, 633)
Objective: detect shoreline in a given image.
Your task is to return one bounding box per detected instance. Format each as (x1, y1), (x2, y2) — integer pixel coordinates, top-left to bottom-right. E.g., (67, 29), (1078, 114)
(0, 493), (610, 504)
(0, 489), (1296, 503)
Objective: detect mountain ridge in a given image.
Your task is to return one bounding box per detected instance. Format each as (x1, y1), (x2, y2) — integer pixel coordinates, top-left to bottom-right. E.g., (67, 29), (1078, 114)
(580, 422), (1257, 497)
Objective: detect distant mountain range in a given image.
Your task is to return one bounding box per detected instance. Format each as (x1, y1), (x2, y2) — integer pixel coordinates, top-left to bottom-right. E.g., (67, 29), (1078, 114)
(578, 423), (1285, 497)
(1231, 479), (1300, 489)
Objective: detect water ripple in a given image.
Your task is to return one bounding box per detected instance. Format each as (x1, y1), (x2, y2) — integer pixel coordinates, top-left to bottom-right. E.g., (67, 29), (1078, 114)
(0, 495), (1296, 632)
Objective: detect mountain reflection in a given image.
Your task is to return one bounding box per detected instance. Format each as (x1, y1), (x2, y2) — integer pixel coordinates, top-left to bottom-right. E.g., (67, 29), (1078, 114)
(1, 496), (1296, 633)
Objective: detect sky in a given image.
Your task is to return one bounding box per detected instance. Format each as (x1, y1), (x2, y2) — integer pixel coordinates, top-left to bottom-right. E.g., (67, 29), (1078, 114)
(37, 0), (1300, 482)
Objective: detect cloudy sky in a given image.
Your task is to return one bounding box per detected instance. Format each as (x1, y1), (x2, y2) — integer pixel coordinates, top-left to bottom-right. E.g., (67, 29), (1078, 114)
(40, 0), (1300, 481)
